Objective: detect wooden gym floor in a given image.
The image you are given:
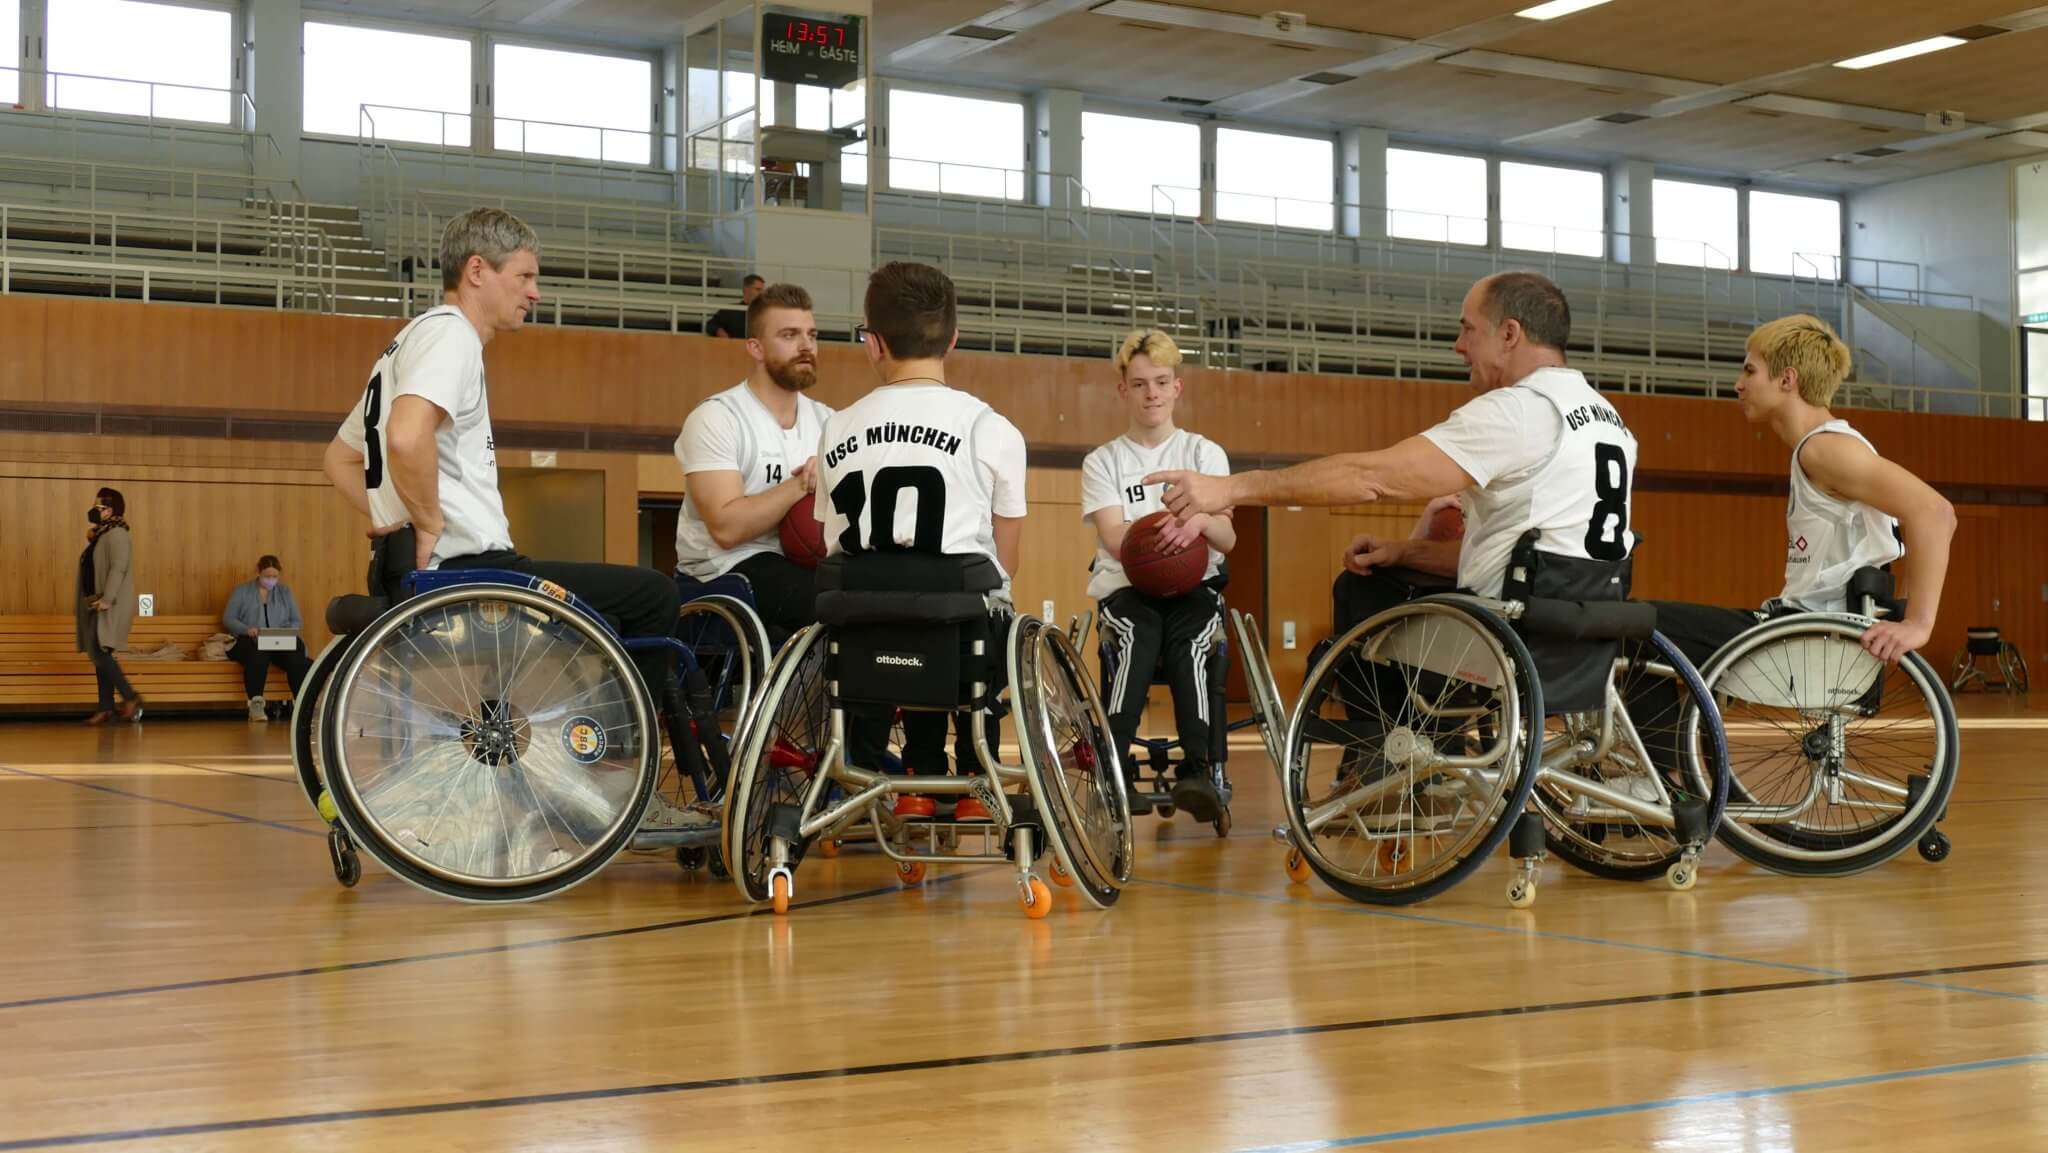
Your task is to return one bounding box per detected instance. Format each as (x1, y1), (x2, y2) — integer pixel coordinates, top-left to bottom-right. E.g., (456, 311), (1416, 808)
(1, 696), (2045, 1151)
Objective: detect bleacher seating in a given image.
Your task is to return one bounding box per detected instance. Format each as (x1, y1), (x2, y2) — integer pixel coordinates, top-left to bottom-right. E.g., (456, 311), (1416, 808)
(0, 615), (291, 715)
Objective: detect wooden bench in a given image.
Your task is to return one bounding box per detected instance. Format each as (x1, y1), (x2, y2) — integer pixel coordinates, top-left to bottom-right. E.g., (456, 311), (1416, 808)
(0, 614), (293, 716)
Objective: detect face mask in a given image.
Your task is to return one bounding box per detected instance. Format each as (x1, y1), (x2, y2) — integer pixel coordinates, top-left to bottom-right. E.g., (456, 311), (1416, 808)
(87, 507), (103, 526)
(259, 576), (280, 591)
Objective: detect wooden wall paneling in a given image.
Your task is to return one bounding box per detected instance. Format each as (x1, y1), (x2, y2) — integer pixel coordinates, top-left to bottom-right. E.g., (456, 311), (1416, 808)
(0, 295), (48, 404)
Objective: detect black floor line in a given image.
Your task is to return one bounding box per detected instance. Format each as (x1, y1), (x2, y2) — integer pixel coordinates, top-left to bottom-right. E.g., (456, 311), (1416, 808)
(4, 953), (2044, 1150)
(169, 760), (302, 787)
(0, 764), (322, 838)
(0, 873), (972, 1012)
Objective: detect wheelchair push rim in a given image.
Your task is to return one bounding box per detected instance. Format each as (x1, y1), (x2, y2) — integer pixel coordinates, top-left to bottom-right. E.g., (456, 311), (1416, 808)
(321, 584), (659, 902)
(1012, 616), (1134, 907)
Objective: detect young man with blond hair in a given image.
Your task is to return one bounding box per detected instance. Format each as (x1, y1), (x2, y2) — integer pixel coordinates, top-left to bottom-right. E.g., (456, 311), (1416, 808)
(1649, 314), (1955, 668)
(1080, 329), (1235, 818)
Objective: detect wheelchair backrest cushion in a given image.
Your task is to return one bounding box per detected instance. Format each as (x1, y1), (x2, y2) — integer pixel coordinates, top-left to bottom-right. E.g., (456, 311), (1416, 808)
(818, 553), (1005, 711)
(1502, 531), (1633, 715)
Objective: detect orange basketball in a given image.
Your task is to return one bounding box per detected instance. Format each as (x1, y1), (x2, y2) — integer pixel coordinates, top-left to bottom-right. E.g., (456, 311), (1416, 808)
(1424, 502), (1466, 542)
(1120, 510), (1208, 598)
(778, 490), (829, 569)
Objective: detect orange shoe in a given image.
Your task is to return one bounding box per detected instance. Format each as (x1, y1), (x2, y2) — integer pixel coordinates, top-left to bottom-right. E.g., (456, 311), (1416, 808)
(893, 794), (936, 819)
(953, 795), (990, 821)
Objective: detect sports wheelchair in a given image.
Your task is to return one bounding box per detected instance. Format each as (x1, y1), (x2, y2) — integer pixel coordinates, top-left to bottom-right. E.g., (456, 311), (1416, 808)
(291, 531), (769, 900)
(1695, 567), (1959, 874)
(1950, 626), (2029, 695)
(721, 553), (1134, 920)
(1235, 540), (1732, 908)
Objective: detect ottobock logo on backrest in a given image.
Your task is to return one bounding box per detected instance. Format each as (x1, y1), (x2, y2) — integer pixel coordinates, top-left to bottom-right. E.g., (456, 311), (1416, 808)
(875, 653), (925, 669)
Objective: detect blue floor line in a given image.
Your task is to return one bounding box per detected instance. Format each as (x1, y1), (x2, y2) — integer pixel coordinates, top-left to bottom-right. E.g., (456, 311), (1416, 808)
(1227, 1052), (2048, 1151)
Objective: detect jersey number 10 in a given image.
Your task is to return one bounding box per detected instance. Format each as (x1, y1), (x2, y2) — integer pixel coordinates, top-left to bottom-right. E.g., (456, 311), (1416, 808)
(830, 466), (947, 552)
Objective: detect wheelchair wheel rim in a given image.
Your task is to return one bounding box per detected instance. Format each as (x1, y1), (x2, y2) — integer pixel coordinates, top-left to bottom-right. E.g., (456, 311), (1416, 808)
(325, 585), (657, 896)
(721, 624), (828, 902)
(1703, 616), (1956, 866)
(292, 636), (349, 815)
(1280, 599), (1529, 895)
(1014, 618), (1133, 903)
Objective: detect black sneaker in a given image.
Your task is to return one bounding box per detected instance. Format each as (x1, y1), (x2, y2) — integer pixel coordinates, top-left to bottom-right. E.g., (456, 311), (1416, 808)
(1169, 770), (1224, 823)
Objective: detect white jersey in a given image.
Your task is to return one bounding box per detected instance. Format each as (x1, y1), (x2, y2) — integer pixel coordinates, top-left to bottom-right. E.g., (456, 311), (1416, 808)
(673, 381), (835, 579)
(816, 382), (1028, 578)
(1079, 430), (1229, 599)
(335, 305), (512, 568)
(1779, 419), (1903, 613)
(1421, 366), (1637, 598)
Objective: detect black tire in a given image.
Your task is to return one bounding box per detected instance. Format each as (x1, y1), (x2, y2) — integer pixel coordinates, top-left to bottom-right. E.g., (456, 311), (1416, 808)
(1287, 596), (1544, 906)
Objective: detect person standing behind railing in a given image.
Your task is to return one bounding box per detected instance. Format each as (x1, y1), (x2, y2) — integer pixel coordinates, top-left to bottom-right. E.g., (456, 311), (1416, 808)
(705, 274), (764, 338)
(78, 487), (144, 725)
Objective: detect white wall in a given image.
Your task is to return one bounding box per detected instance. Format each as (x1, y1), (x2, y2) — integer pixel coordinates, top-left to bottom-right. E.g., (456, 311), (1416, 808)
(1847, 160), (2018, 395)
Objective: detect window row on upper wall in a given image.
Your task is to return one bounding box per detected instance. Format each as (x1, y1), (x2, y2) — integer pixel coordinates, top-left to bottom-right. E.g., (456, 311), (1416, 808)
(1386, 147), (1840, 275)
(14, 4), (1841, 276)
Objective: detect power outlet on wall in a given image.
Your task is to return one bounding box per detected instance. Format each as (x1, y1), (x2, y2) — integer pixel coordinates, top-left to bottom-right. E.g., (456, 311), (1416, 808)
(1282, 620), (1297, 650)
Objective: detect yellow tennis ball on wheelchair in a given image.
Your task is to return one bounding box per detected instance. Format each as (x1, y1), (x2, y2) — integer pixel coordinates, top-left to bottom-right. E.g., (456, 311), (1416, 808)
(316, 789), (338, 823)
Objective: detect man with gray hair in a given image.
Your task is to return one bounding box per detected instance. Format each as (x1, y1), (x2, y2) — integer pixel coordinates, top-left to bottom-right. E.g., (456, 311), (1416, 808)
(324, 207), (698, 828)
(1146, 271), (1636, 631)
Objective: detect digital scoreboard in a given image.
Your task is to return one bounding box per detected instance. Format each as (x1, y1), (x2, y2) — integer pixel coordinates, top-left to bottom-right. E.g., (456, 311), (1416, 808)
(763, 13), (862, 88)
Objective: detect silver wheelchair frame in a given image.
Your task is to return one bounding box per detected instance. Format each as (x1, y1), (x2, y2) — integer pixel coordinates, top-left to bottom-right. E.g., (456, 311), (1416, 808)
(1233, 593), (1729, 909)
(722, 611), (1134, 920)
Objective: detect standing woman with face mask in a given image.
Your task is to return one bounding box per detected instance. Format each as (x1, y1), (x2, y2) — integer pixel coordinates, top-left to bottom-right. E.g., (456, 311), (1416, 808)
(78, 487), (143, 724)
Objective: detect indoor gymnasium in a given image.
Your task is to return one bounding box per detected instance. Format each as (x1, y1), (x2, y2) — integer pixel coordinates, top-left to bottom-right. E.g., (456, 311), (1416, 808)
(4, 0), (2048, 1149)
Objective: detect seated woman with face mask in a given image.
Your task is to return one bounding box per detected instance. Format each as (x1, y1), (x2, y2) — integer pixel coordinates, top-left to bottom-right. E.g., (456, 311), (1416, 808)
(222, 554), (313, 721)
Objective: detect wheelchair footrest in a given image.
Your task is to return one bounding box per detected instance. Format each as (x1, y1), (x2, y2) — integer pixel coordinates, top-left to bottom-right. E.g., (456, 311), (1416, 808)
(629, 826), (721, 850)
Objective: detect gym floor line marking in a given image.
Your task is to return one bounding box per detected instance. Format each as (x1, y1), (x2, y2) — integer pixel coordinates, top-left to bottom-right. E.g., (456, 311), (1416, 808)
(1138, 878), (2045, 1004)
(3, 960), (2041, 1151)
(0, 818), (327, 833)
(0, 765), (323, 839)
(0, 874), (971, 1013)
(168, 760), (303, 786)
(1226, 1053), (2048, 1151)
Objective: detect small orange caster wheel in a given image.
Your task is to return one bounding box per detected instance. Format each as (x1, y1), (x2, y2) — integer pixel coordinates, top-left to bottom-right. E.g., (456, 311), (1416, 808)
(1020, 876), (1052, 919)
(817, 838), (840, 859)
(897, 861), (927, 886)
(1283, 847), (1311, 884)
(1050, 858), (1075, 887)
(770, 872), (792, 915)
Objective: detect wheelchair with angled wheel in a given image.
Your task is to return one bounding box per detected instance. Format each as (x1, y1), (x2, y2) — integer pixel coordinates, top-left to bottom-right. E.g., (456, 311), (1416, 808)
(291, 528), (767, 900)
(1696, 566), (1960, 874)
(722, 552), (1134, 919)
(1235, 535), (1731, 908)
(1950, 626), (2029, 695)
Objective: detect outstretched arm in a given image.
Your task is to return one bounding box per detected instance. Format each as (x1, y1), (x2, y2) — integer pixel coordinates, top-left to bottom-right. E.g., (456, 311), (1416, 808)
(1147, 436), (1473, 519)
